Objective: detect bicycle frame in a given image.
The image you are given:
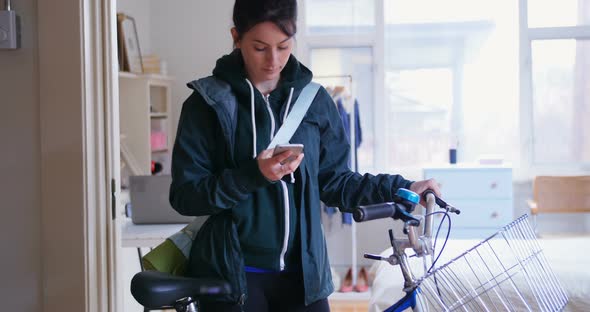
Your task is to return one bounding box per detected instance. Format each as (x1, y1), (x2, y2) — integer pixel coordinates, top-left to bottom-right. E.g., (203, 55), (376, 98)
(360, 191), (567, 312)
(363, 192), (441, 312)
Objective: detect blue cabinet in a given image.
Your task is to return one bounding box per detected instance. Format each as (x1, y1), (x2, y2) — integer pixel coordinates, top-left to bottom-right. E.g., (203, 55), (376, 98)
(423, 165), (513, 239)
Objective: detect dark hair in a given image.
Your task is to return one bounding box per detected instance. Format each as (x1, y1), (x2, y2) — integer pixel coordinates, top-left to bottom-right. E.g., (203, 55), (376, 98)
(233, 0), (297, 39)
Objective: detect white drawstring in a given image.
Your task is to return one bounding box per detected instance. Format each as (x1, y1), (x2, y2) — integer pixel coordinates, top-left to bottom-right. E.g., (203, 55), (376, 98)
(283, 87), (294, 123)
(244, 81), (296, 183)
(245, 79), (257, 158)
(284, 87), (296, 184)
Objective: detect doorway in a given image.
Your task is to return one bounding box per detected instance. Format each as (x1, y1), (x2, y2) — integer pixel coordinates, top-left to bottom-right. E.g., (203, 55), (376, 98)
(109, 1), (239, 310)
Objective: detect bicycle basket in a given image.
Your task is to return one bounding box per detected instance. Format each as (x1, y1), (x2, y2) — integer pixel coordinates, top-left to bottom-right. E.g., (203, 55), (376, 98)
(415, 215), (568, 312)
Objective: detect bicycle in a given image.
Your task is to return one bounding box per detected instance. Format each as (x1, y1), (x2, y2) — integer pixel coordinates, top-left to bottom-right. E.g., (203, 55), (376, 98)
(130, 188), (569, 312)
(353, 188), (569, 312)
(130, 270), (231, 312)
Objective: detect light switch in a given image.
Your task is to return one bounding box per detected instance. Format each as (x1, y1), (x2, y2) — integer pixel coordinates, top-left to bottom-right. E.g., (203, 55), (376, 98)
(0, 27), (8, 42)
(0, 9), (20, 50)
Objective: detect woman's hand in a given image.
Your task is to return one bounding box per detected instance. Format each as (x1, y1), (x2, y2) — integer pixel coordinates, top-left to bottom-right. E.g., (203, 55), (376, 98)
(409, 178), (441, 207)
(257, 148), (304, 182)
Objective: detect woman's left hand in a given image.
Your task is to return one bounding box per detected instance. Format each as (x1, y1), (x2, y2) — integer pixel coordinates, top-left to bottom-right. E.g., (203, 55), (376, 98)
(257, 148), (304, 181)
(409, 178), (441, 207)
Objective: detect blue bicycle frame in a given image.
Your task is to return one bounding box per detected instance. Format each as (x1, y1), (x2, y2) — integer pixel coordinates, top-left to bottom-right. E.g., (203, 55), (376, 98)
(384, 288), (420, 312)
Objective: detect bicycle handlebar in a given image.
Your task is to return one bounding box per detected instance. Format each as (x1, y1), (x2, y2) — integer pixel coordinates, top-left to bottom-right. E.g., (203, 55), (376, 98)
(353, 202), (396, 222)
(423, 190), (461, 215)
(356, 189), (459, 293)
(353, 188), (423, 223)
(353, 201), (421, 224)
(353, 190), (456, 255)
(353, 191), (445, 253)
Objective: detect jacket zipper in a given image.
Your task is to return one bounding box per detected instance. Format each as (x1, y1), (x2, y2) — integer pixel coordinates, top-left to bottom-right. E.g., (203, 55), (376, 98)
(263, 94), (276, 138)
(263, 94), (290, 271)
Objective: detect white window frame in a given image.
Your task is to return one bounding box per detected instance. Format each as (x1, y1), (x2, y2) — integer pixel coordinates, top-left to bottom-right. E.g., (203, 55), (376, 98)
(297, 0), (411, 175)
(518, 0), (590, 179)
(298, 0), (469, 178)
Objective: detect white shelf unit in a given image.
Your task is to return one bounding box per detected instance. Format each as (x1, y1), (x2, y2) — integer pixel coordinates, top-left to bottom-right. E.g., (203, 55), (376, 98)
(119, 72), (174, 176)
(423, 164), (514, 239)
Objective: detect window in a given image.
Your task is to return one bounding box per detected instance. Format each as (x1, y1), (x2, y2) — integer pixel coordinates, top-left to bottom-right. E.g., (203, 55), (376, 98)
(382, 68), (452, 168)
(382, 0), (519, 174)
(528, 0), (590, 28)
(384, 0), (495, 24)
(521, 0), (590, 172)
(301, 0), (520, 177)
(305, 0), (375, 34)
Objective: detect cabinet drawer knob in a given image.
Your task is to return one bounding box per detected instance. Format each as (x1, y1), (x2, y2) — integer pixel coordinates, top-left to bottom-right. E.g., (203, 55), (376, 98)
(490, 182), (498, 189)
(491, 211), (499, 219)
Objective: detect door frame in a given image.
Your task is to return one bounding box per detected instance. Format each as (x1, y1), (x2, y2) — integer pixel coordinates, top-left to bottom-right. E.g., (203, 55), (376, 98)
(38, 0), (121, 310)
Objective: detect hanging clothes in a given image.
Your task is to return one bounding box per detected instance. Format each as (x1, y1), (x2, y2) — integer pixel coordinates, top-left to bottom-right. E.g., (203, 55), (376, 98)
(337, 98), (363, 161)
(336, 98), (351, 164)
(354, 100), (362, 148)
(329, 98), (363, 225)
(353, 99), (362, 171)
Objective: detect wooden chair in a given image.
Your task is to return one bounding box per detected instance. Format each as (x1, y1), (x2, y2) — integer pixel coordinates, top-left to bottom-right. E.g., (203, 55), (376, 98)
(527, 176), (590, 232)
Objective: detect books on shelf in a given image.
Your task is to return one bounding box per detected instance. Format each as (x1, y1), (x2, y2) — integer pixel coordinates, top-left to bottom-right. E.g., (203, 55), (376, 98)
(150, 131), (167, 152)
(142, 54), (165, 75)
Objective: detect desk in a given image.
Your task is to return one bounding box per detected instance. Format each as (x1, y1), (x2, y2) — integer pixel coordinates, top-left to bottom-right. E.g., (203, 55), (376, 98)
(122, 219), (189, 272)
(121, 218), (187, 248)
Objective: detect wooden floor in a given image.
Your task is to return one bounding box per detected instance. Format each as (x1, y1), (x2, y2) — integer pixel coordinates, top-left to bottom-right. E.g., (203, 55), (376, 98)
(329, 299), (369, 312)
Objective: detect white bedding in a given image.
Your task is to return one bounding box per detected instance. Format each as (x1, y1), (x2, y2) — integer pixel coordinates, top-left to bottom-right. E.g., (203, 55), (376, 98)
(369, 236), (590, 312)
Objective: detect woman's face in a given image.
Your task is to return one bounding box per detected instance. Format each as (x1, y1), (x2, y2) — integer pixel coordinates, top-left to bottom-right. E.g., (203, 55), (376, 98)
(232, 21), (294, 84)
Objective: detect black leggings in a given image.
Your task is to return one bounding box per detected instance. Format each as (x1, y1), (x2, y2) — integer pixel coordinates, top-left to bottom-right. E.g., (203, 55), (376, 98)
(199, 271), (331, 312)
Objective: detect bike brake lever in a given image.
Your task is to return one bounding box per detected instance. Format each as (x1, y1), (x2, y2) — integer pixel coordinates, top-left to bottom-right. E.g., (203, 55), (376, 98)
(364, 253), (384, 261)
(423, 190), (461, 215)
(394, 205), (421, 224)
(364, 253), (400, 266)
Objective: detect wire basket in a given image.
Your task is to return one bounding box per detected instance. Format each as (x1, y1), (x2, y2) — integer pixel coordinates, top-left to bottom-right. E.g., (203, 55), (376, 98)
(415, 215), (568, 312)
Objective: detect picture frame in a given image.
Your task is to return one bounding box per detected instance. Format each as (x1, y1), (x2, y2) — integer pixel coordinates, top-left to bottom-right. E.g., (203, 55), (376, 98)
(117, 13), (144, 74)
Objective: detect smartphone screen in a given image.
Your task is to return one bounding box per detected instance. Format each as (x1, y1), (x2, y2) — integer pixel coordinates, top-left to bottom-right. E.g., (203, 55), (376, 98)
(273, 144), (304, 163)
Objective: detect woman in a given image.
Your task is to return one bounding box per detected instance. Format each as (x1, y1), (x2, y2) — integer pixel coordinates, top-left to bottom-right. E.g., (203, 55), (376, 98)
(169, 0), (441, 311)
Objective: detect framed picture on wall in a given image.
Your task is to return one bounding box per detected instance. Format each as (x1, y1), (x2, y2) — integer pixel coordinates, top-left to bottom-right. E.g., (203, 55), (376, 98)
(117, 13), (144, 74)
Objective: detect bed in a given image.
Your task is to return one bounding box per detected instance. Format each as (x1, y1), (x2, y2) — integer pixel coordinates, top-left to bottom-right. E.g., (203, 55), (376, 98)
(368, 235), (590, 312)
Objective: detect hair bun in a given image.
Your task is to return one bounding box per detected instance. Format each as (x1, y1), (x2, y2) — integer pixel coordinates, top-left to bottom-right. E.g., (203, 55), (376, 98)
(233, 0), (298, 38)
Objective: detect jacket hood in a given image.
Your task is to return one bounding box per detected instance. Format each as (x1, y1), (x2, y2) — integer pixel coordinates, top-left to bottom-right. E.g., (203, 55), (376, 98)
(212, 49), (313, 99)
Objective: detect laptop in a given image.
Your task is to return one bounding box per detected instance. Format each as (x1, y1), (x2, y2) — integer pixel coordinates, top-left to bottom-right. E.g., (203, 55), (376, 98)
(129, 175), (195, 224)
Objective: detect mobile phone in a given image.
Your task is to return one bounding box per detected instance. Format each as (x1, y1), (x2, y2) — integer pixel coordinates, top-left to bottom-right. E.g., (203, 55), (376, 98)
(273, 143), (304, 163)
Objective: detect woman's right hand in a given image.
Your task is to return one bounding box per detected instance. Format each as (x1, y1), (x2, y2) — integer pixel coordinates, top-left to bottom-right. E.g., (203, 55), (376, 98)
(257, 148), (304, 181)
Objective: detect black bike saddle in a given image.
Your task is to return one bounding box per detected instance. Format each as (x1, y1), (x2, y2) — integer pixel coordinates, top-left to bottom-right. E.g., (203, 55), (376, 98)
(131, 271), (231, 309)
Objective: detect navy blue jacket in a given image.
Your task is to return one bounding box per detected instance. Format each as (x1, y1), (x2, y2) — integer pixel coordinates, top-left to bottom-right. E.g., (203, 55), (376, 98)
(169, 50), (413, 305)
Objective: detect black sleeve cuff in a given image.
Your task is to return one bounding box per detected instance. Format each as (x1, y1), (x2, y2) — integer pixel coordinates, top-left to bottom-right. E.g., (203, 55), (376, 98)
(233, 158), (275, 193)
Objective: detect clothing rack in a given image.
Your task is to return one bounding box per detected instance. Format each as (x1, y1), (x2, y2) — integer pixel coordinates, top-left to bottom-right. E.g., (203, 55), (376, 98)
(314, 75), (359, 287)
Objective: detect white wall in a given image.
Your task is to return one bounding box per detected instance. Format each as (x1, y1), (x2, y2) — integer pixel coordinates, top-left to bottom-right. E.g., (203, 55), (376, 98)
(116, 0), (152, 55)
(116, 0), (234, 135)
(0, 0), (43, 310)
(149, 0), (234, 133)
